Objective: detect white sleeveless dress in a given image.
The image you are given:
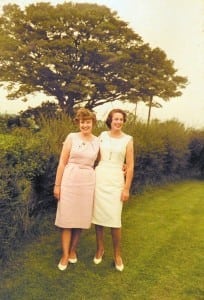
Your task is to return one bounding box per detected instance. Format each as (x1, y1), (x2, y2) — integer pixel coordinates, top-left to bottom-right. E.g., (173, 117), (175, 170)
(92, 131), (132, 228)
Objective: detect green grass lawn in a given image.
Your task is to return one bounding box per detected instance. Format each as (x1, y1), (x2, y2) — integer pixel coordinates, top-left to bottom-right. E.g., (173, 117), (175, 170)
(0, 180), (203, 300)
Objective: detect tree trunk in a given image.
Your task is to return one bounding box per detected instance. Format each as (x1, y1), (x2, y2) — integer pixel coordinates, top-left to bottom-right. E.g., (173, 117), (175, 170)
(66, 103), (74, 117)
(60, 96), (74, 117)
(134, 101), (138, 118)
(147, 95), (153, 126)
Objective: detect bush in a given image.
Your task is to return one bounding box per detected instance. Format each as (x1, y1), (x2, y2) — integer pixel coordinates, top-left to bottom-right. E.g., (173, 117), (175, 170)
(0, 130), (51, 263)
(188, 128), (204, 177)
(0, 114), (11, 133)
(123, 119), (193, 192)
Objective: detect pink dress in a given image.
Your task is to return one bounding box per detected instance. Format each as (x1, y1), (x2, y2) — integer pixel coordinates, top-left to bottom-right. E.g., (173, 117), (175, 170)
(55, 132), (99, 229)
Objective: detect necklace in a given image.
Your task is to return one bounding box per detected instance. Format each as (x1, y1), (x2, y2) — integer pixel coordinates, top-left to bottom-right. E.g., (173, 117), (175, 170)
(108, 135), (115, 160)
(108, 131), (124, 160)
(109, 136), (112, 160)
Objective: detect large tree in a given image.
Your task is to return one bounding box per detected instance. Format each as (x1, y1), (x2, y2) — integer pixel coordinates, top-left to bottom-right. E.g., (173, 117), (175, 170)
(0, 2), (187, 118)
(0, 2), (144, 116)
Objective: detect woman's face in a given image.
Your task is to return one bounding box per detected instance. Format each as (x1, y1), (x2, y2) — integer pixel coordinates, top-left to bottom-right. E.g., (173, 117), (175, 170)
(110, 112), (124, 131)
(79, 118), (93, 135)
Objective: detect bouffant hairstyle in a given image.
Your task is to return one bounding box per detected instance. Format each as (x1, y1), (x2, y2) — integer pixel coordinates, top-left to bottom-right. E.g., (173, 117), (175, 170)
(105, 108), (127, 129)
(74, 108), (96, 124)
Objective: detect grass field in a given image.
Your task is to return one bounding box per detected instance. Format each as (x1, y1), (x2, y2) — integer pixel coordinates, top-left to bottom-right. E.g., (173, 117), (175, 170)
(0, 180), (203, 300)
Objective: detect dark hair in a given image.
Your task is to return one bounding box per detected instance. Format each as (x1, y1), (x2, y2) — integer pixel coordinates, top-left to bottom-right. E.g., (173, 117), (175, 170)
(105, 108), (127, 129)
(74, 108), (96, 124)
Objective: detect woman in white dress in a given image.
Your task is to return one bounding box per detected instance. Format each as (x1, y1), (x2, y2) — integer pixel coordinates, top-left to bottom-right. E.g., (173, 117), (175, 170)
(92, 108), (134, 271)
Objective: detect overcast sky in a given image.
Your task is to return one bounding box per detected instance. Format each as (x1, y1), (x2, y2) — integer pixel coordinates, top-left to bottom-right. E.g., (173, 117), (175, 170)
(0, 0), (203, 128)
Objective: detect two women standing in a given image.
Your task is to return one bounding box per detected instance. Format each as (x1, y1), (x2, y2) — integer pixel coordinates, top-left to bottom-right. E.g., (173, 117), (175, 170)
(54, 108), (134, 272)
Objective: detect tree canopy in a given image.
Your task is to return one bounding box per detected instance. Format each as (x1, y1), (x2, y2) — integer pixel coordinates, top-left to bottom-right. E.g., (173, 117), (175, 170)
(0, 2), (187, 117)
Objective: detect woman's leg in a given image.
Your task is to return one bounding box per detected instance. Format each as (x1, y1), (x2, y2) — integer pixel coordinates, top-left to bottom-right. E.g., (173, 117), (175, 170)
(69, 228), (82, 259)
(94, 225), (105, 258)
(111, 227), (123, 266)
(60, 228), (71, 265)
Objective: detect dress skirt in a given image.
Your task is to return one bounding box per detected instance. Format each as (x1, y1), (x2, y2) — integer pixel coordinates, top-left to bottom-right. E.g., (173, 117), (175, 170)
(92, 161), (124, 228)
(55, 163), (95, 229)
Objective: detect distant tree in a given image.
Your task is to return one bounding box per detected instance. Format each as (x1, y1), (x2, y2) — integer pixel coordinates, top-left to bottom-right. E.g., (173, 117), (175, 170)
(0, 3), (187, 118)
(20, 101), (60, 119)
(0, 114), (13, 132)
(127, 45), (188, 124)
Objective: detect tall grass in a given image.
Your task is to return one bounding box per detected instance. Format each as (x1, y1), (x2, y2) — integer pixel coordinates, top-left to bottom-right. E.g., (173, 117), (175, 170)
(37, 113), (76, 154)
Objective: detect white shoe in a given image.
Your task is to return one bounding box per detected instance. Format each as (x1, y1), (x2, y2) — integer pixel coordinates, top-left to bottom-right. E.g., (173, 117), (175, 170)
(58, 261), (68, 271)
(93, 252), (104, 265)
(115, 259), (124, 272)
(68, 257), (78, 264)
(115, 263), (124, 272)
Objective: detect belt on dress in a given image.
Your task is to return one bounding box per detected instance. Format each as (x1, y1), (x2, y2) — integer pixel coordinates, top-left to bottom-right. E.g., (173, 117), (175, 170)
(68, 162), (93, 169)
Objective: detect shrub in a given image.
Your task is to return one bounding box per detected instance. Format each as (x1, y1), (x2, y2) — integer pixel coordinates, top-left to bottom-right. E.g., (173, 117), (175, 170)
(0, 131), (50, 263)
(188, 128), (204, 177)
(0, 114), (10, 133)
(124, 119), (192, 191)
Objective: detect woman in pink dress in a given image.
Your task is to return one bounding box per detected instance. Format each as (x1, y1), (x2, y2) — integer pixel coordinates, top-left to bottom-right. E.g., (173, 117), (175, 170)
(54, 108), (99, 271)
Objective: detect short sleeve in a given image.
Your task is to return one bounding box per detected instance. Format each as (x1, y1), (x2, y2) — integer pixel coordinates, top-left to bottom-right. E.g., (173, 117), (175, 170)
(63, 132), (73, 145)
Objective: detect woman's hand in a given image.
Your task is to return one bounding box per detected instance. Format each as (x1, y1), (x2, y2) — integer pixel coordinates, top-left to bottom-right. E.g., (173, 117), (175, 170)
(54, 185), (60, 201)
(121, 188), (129, 202)
(122, 164), (127, 176)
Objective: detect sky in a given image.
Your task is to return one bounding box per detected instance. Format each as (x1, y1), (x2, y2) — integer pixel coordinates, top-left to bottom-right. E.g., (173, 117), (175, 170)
(0, 0), (203, 129)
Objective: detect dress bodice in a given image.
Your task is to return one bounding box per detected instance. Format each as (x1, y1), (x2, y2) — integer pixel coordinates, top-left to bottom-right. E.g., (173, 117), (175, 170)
(64, 132), (99, 167)
(98, 131), (132, 168)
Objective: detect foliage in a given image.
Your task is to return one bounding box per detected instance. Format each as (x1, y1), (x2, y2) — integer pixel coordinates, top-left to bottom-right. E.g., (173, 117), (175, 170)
(0, 114), (76, 261)
(0, 130), (51, 262)
(0, 2), (187, 117)
(19, 101), (60, 120)
(0, 102), (60, 131)
(127, 47), (188, 124)
(188, 128), (204, 177)
(124, 118), (192, 191)
(0, 114), (11, 133)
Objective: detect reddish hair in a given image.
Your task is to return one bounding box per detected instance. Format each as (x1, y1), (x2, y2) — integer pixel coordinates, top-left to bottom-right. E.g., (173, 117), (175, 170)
(74, 108), (96, 124)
